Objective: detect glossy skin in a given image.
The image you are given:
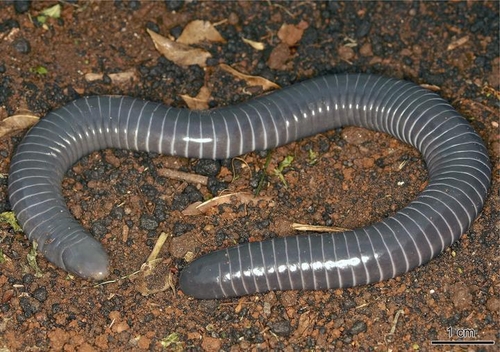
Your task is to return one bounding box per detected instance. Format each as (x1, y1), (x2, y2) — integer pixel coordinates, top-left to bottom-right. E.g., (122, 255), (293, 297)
(8, 74), (491, 299)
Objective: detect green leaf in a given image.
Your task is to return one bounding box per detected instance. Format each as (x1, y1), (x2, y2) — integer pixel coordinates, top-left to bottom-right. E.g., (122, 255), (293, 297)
(273, 155), (294, 188)
(308, 149), (319, 165)
(277, 155), (294, 172)
(36, 15), (47, 24)
(41, 4), (61, 19)
(30, 66), (49, 75)
(0, 212), (22, 232)
(160, 332), (181, 348)
(27, 241), (43, 278)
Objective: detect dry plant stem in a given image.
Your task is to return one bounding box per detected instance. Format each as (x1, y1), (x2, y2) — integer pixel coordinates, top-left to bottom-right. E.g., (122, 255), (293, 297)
(157, 168), (208, 186)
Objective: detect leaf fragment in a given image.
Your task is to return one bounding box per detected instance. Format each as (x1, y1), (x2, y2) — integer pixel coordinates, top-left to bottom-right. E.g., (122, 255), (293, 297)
(41, 4), (61, 18)
(0, 212), (22, 232)
(180, 86), (211, 110)
(182, 192), (272, 216)
(30, 66), (48, 75)
(161, 333), (181, 348)
(273, 155), (294, 188)
(84, 70), (137, 84)
(447, 35), (469, 51)
(147, 28), (211, 67)
(220, 64), (280, 91)
(27, 241), (43, 278)
(177, 20), (226, 45)
(242, 37), (265, 50)
(0, 114), (39, 138)
(37, 3), (61, 24)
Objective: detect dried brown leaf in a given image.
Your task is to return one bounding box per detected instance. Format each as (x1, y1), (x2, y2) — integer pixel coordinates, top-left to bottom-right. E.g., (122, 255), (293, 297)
(182, 192), (272, 216)
(447, 35), (469, 51)
(177, 20), (226, 45)
(84, 70), (137, 84)
(180, 86), (211, 110)
(147, 28), (211, 67)
(292, 223), (350, 232)
(242, 37), (265, 50)
(0, 114), (39, 138)
(419, 83), (441, 92)
(220, 64), (280, 91)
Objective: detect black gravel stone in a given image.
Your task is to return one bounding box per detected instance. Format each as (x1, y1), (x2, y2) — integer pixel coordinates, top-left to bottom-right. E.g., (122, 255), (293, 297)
(0, 19), (20, 33)
(13, 37), (31, 54)
(301, 26), (318, 45)
(22, 273), (34, 285)
(139, 214), (159, 231)
(110, 206), (125, 220)
(270, 320), (292, 337)
(349, 320), (367, 335)
(32, 287), (48, 302)
(91, 220), (108, 239)
(249, 170), (263, 189)
(143, 312), (154, 323)
(0, 74), (13, 111)
(183, 185), (204, 202)
(51, 303), (62, 314)
(128, 0), (141, 10)
(194, 159), (221, 177)
(215, 230), (228, 246)
(169, 25), (183, 39)
(153, 199), (168, 221)
(19, 297), (37, 318)
(14, 0), (31, 13)
(356, 20), (371, 38)
(164, 0), (183, 11)
(0, 64), (6, 73)
(0, 303), (10, 313)
(343, 299), (356, 310)
(207, 177), (228, 196)
(140, 184), (159, 198)
(145, 21), (160, 34)
(173, 221), (195, 237)
(256, 219), (270, 230)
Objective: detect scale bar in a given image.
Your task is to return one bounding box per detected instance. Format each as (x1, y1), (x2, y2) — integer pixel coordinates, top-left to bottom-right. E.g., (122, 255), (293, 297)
(431, 340), (495, 346)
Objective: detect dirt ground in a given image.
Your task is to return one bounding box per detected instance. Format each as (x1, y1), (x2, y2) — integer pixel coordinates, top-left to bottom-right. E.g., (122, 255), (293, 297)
(0, 1), (498, 351)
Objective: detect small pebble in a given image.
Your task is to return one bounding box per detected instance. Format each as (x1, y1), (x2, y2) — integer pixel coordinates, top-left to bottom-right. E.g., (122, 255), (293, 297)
(128, 0), (140, 11)
(164, 0), (183, 11)
(270, 320), (292, 337)
(19, 297), (37, 318)
(139, 215), (159, 231)
(14, 0), (31, 13)
(22, 273), (35, 285)
(13, 38), (31, 54)
(356, 20), (371, 38)
(173, 221), (194, 236)
(194, 159), (221, 177)
(207, 178), (227, 196)
(91, 220), (108, 238)
(349, 320), (367, 335)
(145, 21), (160, 34)
(169, 25), (183, 39)
(32, 287), (48, 302)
